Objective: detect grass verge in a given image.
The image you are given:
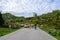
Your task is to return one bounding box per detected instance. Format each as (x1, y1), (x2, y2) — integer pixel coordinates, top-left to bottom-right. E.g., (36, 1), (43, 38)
(40, 28), (60, 40)
(0, 27), (19, 37)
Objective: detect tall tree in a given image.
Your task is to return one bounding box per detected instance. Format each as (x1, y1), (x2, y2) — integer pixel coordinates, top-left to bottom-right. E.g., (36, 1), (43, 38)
(33, 12), (37, 17)
(0, 11), (4, 26)
(33, 12), (39, 24)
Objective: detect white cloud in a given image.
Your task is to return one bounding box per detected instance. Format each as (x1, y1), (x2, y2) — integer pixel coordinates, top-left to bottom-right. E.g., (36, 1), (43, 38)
(0, 0), (60, 17)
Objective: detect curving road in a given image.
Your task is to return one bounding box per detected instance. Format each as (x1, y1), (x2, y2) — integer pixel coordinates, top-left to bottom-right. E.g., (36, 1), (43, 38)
(0, 28), (57, 40)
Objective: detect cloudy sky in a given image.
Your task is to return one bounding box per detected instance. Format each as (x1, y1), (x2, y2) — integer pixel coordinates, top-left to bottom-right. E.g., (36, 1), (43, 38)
(0, 0), (60, 17)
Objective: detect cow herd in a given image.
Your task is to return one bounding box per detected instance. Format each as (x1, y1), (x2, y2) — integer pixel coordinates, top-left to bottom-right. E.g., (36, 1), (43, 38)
(23, 24), (37, 29)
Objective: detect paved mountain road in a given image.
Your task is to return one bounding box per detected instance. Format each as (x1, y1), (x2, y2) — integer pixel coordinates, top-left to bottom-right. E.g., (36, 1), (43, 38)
(0, 28), (57, 40)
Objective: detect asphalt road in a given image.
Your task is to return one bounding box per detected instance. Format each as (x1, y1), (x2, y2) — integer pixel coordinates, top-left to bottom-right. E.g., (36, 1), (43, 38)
(0, 28), (57, 40)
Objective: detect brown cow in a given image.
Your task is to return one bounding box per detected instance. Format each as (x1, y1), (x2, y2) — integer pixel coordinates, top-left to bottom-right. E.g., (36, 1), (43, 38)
(24, 24), (34, 28)
(27, 24), (34, 28)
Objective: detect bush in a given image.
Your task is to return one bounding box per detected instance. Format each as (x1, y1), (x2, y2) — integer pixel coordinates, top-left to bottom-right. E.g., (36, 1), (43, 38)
(52, 32), (57, 36)
(13, 26), (20, 29)
(48, 29), (57, 36)
(12, 25), (23, 29)
(2, 24), (9, 28)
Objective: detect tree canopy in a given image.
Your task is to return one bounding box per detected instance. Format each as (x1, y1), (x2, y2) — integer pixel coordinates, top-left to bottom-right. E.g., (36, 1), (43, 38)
(0, 11), (4, 26)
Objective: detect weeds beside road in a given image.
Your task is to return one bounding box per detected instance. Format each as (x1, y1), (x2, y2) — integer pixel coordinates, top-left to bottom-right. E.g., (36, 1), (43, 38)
(0, 27), (19, 37)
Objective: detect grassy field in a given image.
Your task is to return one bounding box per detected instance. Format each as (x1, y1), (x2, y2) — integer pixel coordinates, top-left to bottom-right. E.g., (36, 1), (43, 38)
(0, 27), (19, 37)
(40, 28), (60, 40)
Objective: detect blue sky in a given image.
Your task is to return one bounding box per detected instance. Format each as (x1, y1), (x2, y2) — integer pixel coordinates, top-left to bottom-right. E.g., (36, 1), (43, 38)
(0, 0), (60, 17)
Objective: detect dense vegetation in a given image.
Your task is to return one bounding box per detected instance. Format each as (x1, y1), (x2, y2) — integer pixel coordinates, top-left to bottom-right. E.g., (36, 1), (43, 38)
(0, 28), (18, 37)
(2, 10), (60, 29)
(1, 10), (60, 30)
(0, 12), (4, 26)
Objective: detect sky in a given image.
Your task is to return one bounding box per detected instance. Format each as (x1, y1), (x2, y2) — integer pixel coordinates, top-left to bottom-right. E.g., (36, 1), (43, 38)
(0, 0), (60, 17)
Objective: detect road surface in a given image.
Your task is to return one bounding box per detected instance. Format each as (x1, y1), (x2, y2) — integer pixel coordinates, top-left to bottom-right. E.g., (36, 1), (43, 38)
(0, 28), (57, 40)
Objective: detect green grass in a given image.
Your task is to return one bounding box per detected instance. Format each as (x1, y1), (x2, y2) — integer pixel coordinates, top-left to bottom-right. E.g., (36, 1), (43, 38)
(39, 27), (60, 40)
(0, 27), (18, 37)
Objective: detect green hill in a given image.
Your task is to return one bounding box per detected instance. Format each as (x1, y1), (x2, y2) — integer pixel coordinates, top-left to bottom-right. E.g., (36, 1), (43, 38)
(2, 13), (25, 24)
(2, 13), (17, 21)
(26, 10), (60, 29)
(2, 10), (60, 29)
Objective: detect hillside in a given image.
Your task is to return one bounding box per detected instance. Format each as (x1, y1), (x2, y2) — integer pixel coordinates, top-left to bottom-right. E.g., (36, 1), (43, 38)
(2, 13), (25, 23)
(39, 10), (60, 28)
(2, 13), (16, 21)
(2, 10), (60, 28)
(26, 10), (60, 29)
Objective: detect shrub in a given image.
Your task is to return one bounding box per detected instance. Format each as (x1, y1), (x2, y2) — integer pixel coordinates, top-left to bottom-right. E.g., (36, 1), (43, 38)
(2, 24), (9, 28)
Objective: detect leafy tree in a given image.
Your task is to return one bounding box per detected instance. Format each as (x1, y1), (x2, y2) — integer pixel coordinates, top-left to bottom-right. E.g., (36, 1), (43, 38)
(0, 11), (4, 26)
(33, 12), (39, 24)
(33, 12), (37, 17)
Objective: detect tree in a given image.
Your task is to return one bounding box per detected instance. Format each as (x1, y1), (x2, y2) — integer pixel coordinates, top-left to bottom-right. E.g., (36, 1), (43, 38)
(33, 12), (37, 17)
(0, 11), (4, 26)
(33, 12), (39, 24)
